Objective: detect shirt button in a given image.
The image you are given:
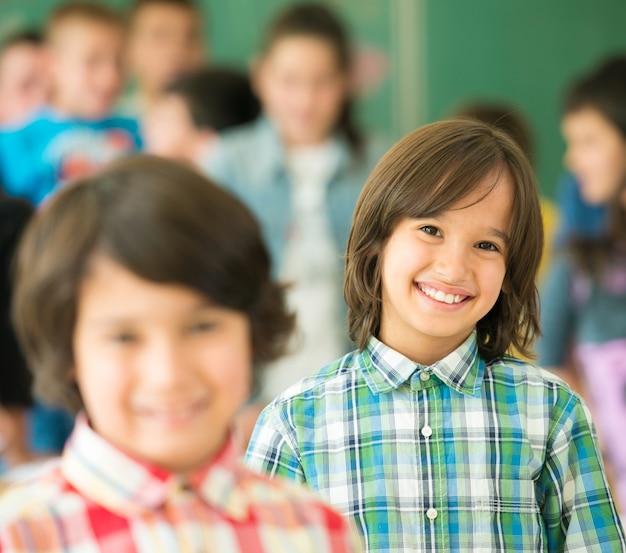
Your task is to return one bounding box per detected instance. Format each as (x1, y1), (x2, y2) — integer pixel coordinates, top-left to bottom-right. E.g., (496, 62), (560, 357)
(421, 425), (432, 438)
(426, 507), (438, 520)
(419, 371), (430, 382)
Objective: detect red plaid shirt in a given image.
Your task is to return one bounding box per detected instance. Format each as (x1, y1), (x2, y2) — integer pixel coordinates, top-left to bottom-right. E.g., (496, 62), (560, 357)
(0, 414), (362, 552)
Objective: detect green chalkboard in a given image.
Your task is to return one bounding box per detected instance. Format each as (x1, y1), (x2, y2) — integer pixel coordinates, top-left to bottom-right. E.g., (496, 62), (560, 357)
(2, 0), (626, 197)
(423, 0), (626, 197)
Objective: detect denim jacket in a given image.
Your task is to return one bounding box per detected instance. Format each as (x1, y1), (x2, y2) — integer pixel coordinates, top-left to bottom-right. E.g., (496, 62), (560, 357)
(206, 117), (387, 273)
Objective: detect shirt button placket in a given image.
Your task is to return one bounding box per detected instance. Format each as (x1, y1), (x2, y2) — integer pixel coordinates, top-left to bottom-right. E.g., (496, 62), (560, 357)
(426, 507), (438, 521)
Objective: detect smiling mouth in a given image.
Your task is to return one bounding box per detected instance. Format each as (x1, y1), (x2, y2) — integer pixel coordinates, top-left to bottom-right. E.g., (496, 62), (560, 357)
(416, 283), (471, 304)
(136, 398), (208, 424)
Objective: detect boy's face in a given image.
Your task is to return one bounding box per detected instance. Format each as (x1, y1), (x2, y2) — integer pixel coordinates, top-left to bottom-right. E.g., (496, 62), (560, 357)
(72, 255), (252, 472)
(49, 20), (124, 119)
(562, 107), (626, 205)
(0, 43), (49, 125)
(378, 173), (513, 365)
(128, 3), (204, 95)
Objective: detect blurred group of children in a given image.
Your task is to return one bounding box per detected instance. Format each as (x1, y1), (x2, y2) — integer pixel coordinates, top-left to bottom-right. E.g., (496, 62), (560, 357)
(0, 0), (625, 551)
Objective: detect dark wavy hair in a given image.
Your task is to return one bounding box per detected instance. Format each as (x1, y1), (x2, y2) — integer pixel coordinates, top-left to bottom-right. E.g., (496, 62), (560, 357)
(344, 119), (543, 361)
(13, 155), (294, 412)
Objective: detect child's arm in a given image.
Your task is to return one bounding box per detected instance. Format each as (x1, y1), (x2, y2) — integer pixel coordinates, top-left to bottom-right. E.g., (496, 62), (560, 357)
(245, 402), (306, 483)
(539, 391), (626, 552)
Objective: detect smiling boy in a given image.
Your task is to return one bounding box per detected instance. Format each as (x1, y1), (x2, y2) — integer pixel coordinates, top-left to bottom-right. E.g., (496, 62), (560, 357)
(0, 156), (361, 553)
(246, 120), (625, 552)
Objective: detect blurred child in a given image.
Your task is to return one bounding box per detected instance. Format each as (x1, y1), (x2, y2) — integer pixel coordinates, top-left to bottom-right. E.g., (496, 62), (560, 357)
(551, 58), (626, 247)
(125, 0), (206, 114)
(537, 56), (626, 512)
(454, 102), (559, 281)
(0, 3), (141, 205)
(0, 156), (361, 553)
(0, 193), (72, 485)
(208, 4), (387, 401)
(0, 31), (49, 127)
(143, 66), (259, 167)
(246, 119), (625, 552)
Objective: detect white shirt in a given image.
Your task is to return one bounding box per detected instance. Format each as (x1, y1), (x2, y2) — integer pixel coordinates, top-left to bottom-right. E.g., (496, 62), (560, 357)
(262, 141), (345, 399)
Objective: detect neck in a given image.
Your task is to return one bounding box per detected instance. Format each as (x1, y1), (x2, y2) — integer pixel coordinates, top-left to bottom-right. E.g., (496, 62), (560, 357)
(378, 327), (470, 366)
(283, 135), (331, 150)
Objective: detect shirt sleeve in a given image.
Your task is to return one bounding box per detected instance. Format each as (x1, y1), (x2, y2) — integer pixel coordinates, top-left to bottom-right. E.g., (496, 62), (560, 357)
(536, 255), (577, 367)
(245, 402), (306, 484)
(0, 129), (50, 204)
(539, 390), (626, 552)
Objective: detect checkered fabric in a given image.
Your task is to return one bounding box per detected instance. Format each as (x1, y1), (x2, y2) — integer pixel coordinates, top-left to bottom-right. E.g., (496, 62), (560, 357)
(246, 332), (626, 552)
(0, 414), (362, 553)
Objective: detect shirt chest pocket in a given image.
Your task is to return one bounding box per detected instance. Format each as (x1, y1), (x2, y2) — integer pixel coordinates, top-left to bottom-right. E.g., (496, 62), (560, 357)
(462, 477), (546, 552)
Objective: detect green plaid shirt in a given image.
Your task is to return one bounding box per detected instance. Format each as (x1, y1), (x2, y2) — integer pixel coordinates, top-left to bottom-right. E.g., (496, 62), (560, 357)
(246, 332), (625, 552)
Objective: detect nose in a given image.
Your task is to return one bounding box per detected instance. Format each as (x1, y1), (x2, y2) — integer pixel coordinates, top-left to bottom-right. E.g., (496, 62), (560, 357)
(140, 337), (191, 390)
(432, 241), (471, 283)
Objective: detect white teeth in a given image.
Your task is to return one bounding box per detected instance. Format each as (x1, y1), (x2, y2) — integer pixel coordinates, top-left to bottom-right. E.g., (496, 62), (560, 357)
(419, 284), (465, 304)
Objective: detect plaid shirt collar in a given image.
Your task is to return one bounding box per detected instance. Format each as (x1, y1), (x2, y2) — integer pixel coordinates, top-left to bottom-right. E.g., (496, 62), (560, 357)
(360, 331), (485, 397)
(62, 414), (249, 520)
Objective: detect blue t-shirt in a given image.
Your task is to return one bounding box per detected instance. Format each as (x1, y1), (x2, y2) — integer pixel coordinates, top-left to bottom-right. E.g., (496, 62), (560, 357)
(0, 107), (142, 205)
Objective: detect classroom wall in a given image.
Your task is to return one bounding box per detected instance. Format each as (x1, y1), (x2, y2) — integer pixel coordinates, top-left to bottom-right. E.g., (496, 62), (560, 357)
(422, 0), (626, 197)
(2, 0), (626, 197)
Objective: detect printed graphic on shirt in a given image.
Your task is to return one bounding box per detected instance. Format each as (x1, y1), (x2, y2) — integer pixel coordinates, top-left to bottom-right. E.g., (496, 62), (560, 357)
(44, 128), (134, 186)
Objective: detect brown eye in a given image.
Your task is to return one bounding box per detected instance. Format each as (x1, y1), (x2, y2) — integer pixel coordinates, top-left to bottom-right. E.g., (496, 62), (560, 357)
(111, 332), (137, 344)
(420, 225), (440, 237)
(188, 321), (216, 334)
(476, 242), (498, 252)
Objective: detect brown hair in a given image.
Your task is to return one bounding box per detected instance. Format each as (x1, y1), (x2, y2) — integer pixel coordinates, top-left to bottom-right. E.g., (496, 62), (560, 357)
(259, 3), (362, 156)
(46, 2), (124, 46)
(13, 155), (294, 412)
(454, 102), (533, 160)
(344, 119), (543, 361)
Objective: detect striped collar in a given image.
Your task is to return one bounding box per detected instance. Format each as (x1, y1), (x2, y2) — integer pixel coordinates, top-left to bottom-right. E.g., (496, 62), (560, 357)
(360, 331), (485, 397)
(62, 414), (249, 520)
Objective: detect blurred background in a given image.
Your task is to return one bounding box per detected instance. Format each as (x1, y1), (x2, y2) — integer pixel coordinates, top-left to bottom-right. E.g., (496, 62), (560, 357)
(1, 0), (625, 198)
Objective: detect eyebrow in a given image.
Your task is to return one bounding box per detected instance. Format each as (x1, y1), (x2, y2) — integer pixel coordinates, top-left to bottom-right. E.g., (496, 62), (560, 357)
(86, 300), (217, 327)
(414, 215), (510, 244)
(488, 228), (510, 244)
